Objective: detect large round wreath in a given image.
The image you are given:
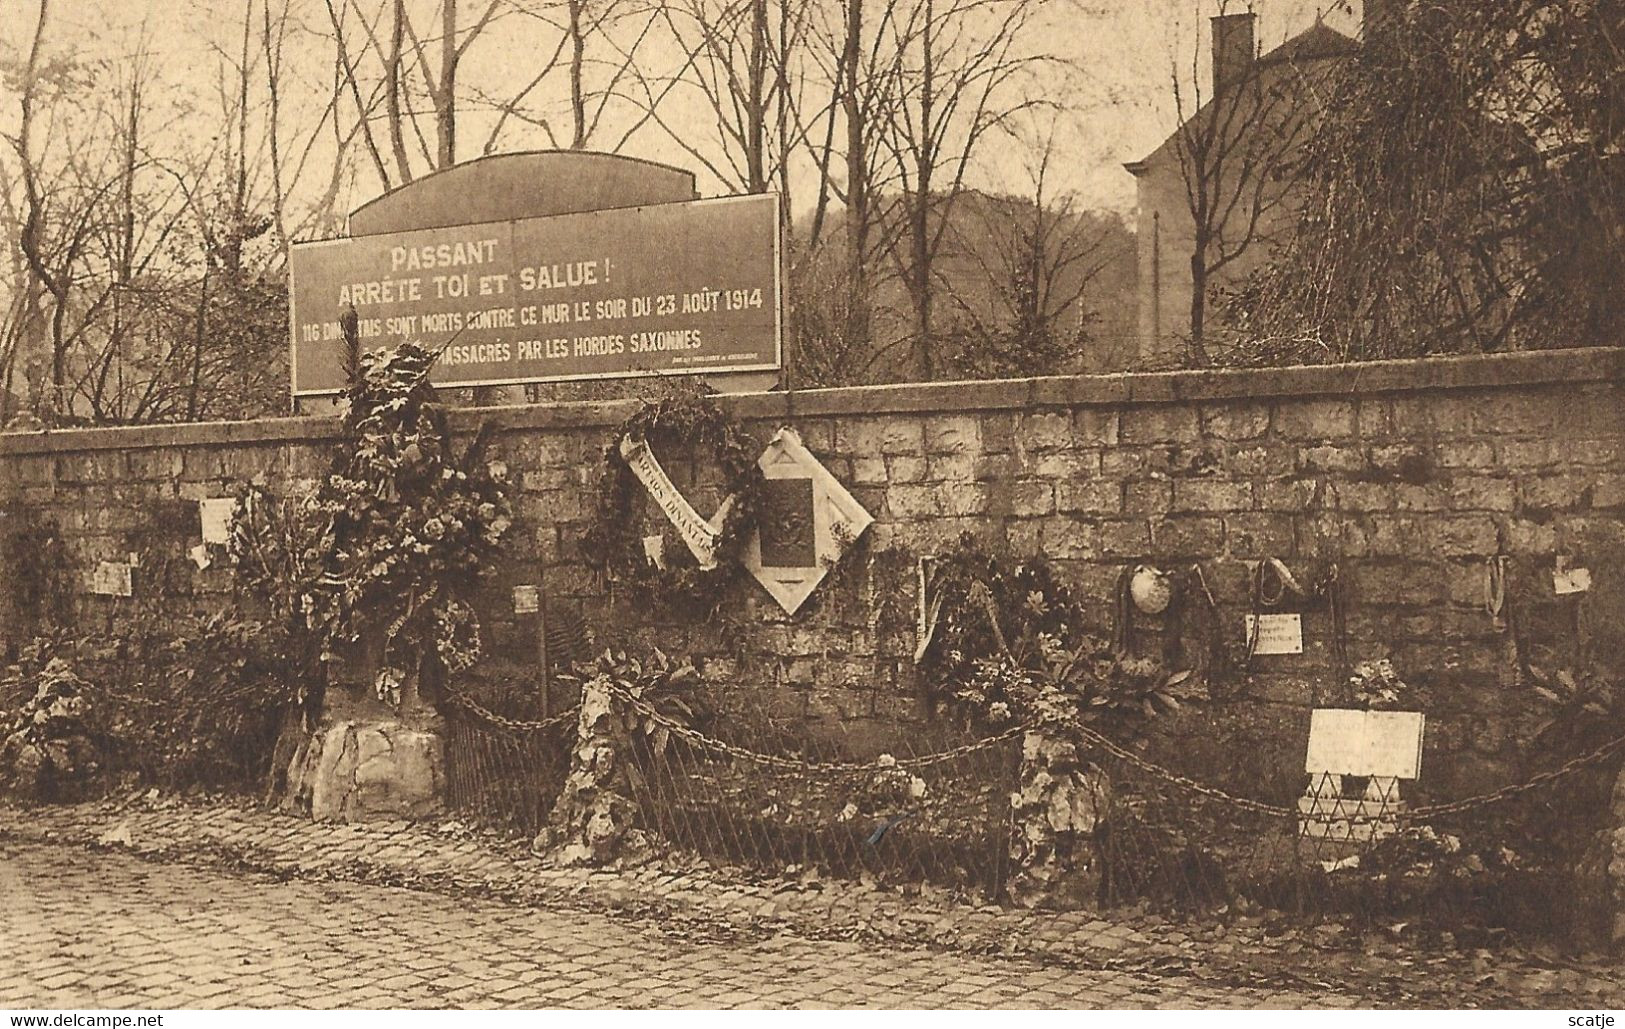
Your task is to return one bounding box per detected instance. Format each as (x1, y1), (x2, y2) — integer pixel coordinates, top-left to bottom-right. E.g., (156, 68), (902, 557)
(586, 396), (764, 614)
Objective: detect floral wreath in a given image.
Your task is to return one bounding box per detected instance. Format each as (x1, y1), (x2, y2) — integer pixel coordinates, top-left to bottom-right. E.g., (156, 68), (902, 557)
(586, 395), (764, 614)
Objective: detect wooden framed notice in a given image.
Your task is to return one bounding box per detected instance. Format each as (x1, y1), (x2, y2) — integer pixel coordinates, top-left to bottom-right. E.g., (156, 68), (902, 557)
(1304, 708), (1425, 780)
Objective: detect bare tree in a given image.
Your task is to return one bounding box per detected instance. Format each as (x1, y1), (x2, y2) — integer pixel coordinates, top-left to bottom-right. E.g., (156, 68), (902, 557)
(643, 0), (802, 194)
(0, 0), (313, 425)
(326, 0), (396, 189)
(940, 121), (1125, 378)
(785, 0), (911, 381)
(1167, 1), (1324, 365)
(500, 0), (670, 153)
(883, 0), (1050, 380)
(4, 0), (172, 421)
(328, 0), (663, 179)
(0, 157), (45, 421)
(327, 0), (506, 183)
(11, 0), (75, 418)
(1230, 0), (1625, 362)
(836, 0), (881, 356)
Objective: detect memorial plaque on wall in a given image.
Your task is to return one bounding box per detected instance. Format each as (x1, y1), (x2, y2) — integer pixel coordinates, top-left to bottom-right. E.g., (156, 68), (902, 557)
(758, 479), (817, 568)
(289, 193), (781, 395)
(1245, 613), (1304, 655)
(90, 561), (134, 597)
(744, 428), (874, 615)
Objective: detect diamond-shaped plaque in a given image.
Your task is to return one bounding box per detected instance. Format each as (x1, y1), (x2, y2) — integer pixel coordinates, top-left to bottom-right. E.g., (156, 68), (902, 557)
(744, 427), (874, 614)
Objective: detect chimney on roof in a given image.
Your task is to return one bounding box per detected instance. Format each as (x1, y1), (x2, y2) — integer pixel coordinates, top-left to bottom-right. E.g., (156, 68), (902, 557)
(1211, 11), (1257, 95)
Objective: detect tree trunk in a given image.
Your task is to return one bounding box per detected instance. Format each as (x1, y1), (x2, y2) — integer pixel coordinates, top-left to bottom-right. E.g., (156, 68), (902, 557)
(745, 0), (769, 192)
(437, 0), (458, 168)
(188, 267), (211, 421)
(842, 0), (870, 357)
(776, 0), (793, 213)
(17, 0), (68, 420)
(387, 0), (414, 183)
(911, 199), (932, 379)
(568, 0), (586, 148)
(910, 0), (937, 381)
(1188, 248), (1209, 367)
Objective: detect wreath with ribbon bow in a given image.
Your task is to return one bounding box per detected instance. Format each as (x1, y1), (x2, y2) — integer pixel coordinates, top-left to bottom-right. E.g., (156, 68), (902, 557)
(586, 396), (764, 614)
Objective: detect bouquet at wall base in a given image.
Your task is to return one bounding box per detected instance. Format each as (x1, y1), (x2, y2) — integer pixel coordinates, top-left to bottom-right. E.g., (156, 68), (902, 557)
(0, 656), (100, 803)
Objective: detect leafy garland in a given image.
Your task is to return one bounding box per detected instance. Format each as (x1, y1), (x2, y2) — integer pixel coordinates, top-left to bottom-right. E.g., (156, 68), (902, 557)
(231, 341), (513, 705)
(922, 535), (1089, 678)
(585, 396), (763, 615)
(0, 655), (99, 801)
(1, 515), (73, 638)
(228, 482), (333, 720)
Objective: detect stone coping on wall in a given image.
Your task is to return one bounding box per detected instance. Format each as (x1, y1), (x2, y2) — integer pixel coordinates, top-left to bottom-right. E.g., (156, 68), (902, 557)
(3, 346), (1621, 457)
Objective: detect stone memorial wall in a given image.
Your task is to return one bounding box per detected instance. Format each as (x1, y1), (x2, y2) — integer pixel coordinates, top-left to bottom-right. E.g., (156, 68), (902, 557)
(2, 347), (1623, 798)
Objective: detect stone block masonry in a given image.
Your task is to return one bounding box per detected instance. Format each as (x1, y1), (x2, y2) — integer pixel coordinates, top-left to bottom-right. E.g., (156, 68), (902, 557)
(3, 347), (1624, 794)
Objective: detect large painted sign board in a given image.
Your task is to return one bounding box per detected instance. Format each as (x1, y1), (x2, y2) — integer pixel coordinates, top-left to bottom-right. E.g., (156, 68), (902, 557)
(289, 193), (781, 395)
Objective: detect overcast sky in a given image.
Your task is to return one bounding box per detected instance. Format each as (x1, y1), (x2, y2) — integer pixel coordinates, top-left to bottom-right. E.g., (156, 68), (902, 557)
(5, 0), (1364, 221)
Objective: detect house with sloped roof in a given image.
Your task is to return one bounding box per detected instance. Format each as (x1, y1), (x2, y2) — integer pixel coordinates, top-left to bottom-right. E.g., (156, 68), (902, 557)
(1123, 8), (1374, 368)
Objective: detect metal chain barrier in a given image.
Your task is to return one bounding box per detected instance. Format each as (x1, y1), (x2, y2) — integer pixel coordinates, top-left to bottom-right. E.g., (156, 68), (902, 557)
(1404, 732), (1625, 820)
(595, 680), (1022, 895)
(437, 672), (1625, 928)
(440, 670), (1625, 835)
(1070, 723), (1298, 819)
(438, 680), (580, 837)
(599, 681), (1625, 826)
(603, 682), (1025, 773)
(441, 681), (581, 734)
(1084, 721), (1625, 823)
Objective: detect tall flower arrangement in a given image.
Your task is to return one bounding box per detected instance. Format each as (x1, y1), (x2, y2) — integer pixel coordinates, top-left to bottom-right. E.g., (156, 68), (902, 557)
(235, 342), (513, 706)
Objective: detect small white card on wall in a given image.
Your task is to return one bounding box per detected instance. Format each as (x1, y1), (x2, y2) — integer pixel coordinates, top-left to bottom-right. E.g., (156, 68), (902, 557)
(91, 561), (133, 597)
(199, 498), (237, 544)
(1245, 613), (1304, 655)
(1553, 567), (1592, 595)
(512, 585), (540, 615)
(641, 534), (667, 570)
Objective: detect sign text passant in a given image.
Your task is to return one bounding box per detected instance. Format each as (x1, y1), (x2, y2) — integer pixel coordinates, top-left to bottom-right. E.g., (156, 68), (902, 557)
(289, 193), (781, 395)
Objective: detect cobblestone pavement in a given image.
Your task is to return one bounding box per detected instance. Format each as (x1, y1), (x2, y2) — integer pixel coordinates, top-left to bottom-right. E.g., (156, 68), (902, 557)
(3, 841), (1366, 1009)
(2, 797), (1622, 1008)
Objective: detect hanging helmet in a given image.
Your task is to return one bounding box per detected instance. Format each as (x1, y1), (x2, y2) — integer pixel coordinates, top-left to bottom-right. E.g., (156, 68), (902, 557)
(1129, 564), (1172, 614)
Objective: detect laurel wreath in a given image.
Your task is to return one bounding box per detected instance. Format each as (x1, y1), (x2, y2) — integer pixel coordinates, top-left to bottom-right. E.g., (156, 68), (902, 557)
(586, 396), (764, 615)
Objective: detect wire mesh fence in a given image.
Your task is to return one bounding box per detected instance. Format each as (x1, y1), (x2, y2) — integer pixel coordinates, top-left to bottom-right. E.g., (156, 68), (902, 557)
(442, 684), (578, 838)
(1081, 728), (1624, 936)
(438, 675), (1625, 940)
(621, 720), (1023, 895)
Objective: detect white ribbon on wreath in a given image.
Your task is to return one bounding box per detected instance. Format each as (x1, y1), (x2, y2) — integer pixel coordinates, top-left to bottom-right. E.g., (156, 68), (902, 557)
(618, 435), (737, 570)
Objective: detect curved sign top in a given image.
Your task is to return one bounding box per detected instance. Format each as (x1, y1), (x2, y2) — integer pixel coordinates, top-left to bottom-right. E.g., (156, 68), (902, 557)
(289, 192), (781, 396)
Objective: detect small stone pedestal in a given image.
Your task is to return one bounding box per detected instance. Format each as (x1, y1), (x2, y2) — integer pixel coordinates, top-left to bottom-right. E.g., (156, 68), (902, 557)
(281, 659), (445, 823)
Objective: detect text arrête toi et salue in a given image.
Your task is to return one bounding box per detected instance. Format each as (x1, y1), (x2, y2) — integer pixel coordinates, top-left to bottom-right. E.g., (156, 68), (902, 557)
(334, 236), (608, 308)
(301, 244), (766, 363)
(326, 234), (764, 318)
